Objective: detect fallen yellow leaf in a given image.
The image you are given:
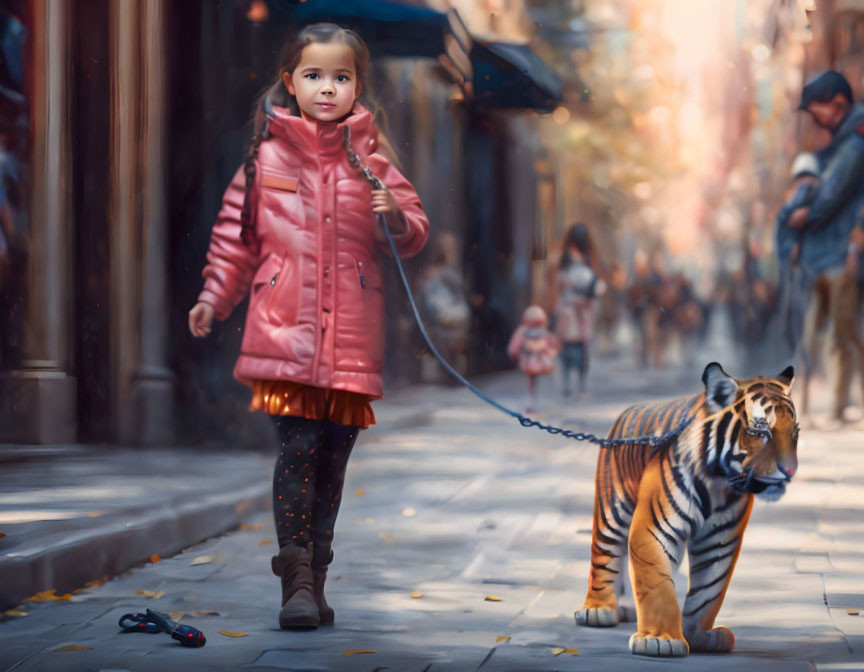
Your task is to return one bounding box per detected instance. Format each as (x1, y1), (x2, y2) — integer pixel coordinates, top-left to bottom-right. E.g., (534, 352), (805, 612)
(53, 644), (92, 652)
(25, 590), (72, 603)
(191, 555), (214, 565)
(401, 507), (417, 518)
(496, 635), (511, 642)
(87, 512), (102, 518)
(135, 590), (165, 598)
(85, 575), (110, 589)
(410, 592), (423, 599)
(149, 554), (161, 563)
(239, 524), (263, 530)
(259, 539), (275, 546)
(849, 608), (861, 616)
(168, 610), (220, 620)
(551, 647), (580, 656)
(3, 608), (27, 618)
(344, 650), (377, 655)
(355, 488), (366, 496)
(484, 595), (502, 602)
(217, 630), (248, 637)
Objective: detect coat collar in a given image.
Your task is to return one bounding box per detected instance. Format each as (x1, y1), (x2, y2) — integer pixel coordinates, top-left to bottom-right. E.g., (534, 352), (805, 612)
(267, 102), (380, 159)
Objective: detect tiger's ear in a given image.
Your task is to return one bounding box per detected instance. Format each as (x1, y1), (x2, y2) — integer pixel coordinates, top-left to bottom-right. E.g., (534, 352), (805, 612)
(702, 362), (739, 413)
(776, 365), (795, 389)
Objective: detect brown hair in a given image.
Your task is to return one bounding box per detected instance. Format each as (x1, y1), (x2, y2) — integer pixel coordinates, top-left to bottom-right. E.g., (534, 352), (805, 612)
(240, 23), (397, 252)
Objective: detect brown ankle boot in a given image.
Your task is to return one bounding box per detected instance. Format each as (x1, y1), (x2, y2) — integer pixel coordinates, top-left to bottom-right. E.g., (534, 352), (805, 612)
(312, 543), (335, 625)
(271, 544), (319, 628)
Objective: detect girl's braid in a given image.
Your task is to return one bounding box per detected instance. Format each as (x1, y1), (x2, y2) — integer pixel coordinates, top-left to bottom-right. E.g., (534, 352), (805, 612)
(240, 117), (271, 255)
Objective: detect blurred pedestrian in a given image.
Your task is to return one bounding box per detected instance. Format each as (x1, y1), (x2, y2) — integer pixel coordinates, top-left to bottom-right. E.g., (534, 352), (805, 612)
(508, 305), (560, 413)
(188, 24), (430, 629)
(554, 223), (605, 396)
(628, 249), (664, 368)
(671, 273), (703, 367)
(787, 70), (864, 423)
(418, 232), (470, 384)
(595, 260), (626, 357)
(775, 153), (821, 414)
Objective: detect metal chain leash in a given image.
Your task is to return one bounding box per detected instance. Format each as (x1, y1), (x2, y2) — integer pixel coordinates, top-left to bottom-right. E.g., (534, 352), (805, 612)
(343, 127), (695, 449)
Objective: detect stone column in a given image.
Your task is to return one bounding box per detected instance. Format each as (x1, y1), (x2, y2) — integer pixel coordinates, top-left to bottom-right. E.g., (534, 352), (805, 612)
(128, 0), (175, 444)
(111, 0), (175, 445)
(0, 0), (76, 444)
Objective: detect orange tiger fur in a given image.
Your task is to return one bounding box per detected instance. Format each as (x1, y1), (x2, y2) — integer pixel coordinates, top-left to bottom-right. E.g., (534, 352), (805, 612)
(576, 363), (798, 657)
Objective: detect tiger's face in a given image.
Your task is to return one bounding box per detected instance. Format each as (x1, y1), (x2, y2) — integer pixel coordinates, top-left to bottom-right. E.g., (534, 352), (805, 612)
(702, 362), (799, 502)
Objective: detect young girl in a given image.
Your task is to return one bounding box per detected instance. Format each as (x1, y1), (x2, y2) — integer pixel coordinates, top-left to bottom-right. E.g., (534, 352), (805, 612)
(507, 305), (560, 412)
(553, 223), (605, 396)
(188, 23), (429, 629)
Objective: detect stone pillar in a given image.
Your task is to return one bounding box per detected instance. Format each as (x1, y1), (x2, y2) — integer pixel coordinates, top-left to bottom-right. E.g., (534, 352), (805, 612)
(0, 0), (76, 444)
(110, 0), (175, 445)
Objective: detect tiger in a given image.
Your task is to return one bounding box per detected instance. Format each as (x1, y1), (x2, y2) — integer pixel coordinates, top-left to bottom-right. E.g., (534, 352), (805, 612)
(575, 362), (799, 657)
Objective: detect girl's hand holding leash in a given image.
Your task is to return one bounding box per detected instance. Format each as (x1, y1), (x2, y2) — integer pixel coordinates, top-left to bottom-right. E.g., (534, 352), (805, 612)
(372, 187), (407, 242)
(189, 302), (215, 338)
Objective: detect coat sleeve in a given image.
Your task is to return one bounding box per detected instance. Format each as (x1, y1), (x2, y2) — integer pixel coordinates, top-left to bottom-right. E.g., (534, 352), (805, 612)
(197, 165), (260, 321)
(367, 154), (430, 259)
(806, 135), (864, 229)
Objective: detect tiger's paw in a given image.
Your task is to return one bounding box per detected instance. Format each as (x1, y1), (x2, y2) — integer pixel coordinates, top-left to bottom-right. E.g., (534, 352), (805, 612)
(686, 626), (735, 653)
(575, 607), (617, 627)
(629, 634), (689, 657)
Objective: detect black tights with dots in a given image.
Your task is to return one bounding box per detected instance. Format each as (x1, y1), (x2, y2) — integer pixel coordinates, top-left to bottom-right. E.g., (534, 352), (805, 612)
(270, 416), (360, 550)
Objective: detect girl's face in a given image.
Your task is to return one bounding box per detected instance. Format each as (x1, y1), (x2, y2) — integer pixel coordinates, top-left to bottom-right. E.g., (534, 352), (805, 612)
(283, 42), (361, 123)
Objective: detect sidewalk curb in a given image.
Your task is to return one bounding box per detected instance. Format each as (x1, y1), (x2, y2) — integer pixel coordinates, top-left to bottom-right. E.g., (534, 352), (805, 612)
(0, 482), (269, 612)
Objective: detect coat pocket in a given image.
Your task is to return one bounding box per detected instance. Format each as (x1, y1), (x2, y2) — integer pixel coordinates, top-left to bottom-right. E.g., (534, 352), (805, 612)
(250, 254), (292, 324)
(261, 170), (298, 192)
(259, 169), (305, 232)
(353, 258), (383, 290)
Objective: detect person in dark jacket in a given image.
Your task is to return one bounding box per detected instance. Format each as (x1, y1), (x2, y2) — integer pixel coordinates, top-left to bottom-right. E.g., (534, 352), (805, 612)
(787, 70), (864, 422)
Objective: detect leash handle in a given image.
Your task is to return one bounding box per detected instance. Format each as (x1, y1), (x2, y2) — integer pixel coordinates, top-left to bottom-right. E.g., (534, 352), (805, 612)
(343, 127), (693, 449)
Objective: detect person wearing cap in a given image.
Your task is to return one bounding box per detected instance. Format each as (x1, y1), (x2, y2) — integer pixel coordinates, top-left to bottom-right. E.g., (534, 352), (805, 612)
(775, 153), (822, 416)
(786, 69), (864, 423)
(776, 152), (820, 267)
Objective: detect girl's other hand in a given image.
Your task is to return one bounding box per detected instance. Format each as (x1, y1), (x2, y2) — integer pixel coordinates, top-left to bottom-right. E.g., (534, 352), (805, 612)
(189, 302), (215, 338)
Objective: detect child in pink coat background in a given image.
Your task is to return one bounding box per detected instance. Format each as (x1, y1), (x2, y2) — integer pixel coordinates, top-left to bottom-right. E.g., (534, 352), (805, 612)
(188, 23), (429, 629)
(508, 305), (560, 412)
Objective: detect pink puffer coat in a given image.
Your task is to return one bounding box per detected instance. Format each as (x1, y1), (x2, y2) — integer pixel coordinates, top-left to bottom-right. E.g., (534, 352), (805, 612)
(197, 104), (429, 398)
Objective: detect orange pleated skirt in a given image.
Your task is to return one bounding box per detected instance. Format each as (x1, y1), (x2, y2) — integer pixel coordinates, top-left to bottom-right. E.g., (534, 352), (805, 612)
(250, 380), (376, 428)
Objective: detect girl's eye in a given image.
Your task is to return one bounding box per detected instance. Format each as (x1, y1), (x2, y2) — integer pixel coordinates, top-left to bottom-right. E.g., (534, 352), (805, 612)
(305, 73), (319, 80)
(336, 75), (350, 83)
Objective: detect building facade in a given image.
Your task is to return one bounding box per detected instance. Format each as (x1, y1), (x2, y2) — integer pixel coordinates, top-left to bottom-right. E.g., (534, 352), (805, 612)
(0, 0), (562, 446)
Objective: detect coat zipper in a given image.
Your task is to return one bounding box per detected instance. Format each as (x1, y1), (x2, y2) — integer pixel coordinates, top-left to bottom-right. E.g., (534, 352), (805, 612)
(356, 260), (366, 289)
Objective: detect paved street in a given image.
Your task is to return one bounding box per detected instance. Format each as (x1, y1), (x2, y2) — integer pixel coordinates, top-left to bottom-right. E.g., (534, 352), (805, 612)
(1, 352), (863, 671)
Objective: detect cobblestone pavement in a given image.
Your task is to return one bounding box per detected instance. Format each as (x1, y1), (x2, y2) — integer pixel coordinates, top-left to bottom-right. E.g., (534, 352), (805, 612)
(1, 354), (863, 671)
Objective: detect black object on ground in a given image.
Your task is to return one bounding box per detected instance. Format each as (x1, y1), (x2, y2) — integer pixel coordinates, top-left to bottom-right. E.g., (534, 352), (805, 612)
(118, 608), (206, 648)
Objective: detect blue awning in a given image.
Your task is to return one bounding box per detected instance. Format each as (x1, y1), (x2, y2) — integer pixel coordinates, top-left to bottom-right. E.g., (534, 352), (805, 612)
(280, 0), (455, 58)
(471, 41), (562, 112)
